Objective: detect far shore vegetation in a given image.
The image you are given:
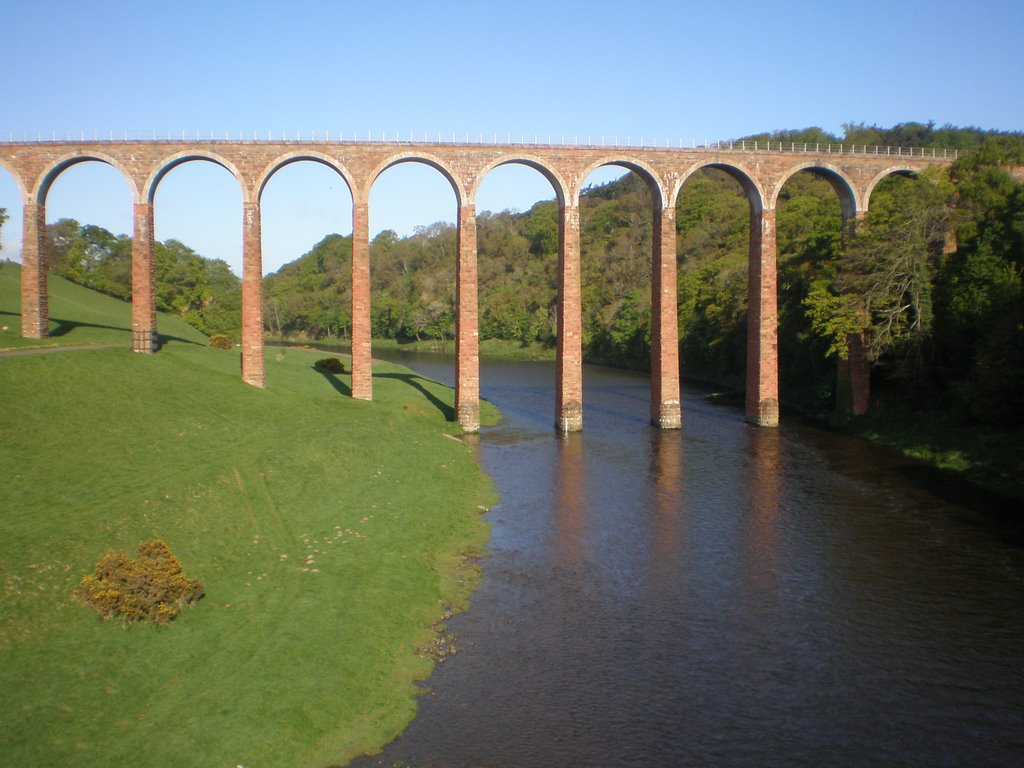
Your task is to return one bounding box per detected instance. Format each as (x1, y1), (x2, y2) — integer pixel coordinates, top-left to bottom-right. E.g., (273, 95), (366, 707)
(0, 266), (498, 767)
(266, 334), (557, 362)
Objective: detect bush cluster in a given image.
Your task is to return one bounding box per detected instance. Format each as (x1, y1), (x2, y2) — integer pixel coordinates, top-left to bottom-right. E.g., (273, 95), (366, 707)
(314, 357), (346, 374)
(208, 333), (234, 350)
(74, 540), (204, 626)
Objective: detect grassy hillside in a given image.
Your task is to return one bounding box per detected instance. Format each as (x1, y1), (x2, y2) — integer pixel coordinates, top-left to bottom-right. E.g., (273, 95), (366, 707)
(0, 263), (208, 349)
(0, 265), (497, 767)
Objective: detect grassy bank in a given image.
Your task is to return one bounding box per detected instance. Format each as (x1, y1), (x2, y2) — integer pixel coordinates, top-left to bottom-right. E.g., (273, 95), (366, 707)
(0, 263), (209, 349)
(825, 406), (1024, 503)
(678, 349), (1024, 503)
(0, 265), (498, 767)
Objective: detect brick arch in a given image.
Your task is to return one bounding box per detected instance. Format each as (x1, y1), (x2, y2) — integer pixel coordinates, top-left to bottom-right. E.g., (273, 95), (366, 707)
(0, 158), (28, 201)
(470, 154), (568, 207)
(675, 160), (767, 212)
(769, 162), (859, 219)
(365, 152), (465, 207)
(143, 150), (246, 204)
(34, 151), (139, 205)
(577, 156), (666, 208)
(255, 150), (357, 203)
(863, 165), (921, 210)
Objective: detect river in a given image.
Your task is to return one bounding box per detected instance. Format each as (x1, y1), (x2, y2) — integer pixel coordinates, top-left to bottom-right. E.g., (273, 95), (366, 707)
(350, 354), (1024, 767)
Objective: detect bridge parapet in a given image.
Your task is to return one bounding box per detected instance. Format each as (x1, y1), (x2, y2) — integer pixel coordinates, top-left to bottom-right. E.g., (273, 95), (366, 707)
(0, 131), (963, 160)
(0, 138), (957, 212)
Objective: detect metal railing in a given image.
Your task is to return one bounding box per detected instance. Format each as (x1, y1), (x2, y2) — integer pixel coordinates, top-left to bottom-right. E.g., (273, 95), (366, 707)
(0, 130), (961, 159)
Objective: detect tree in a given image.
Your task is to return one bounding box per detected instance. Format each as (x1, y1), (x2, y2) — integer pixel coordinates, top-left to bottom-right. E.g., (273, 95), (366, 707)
(933, 137), (1024, 422)
(522, 201), (559, 256)
(607, 289), (652, 369)
(675, 168), (750, 382)
(0, 207), (8, 258)
(42, 219), (241, 338)
(834, 171), (954, 375)
(742, 127), (841, 146)
(802, 281), (862, 360)
(46, 218), (84, 275)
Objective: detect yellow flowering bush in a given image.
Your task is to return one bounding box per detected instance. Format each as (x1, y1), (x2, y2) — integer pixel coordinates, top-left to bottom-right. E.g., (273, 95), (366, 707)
(74, 540), (204, 626)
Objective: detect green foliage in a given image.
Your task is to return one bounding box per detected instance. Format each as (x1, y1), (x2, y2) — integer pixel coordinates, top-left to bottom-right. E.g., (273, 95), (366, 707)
(678, 256), (748, 381)
(313, 356), (346, 373)
(675, 169), (751, 382)
(47, 219), (133, 300)
(0, 207), (8, 255)
(477, 209), (556, 346)
(677, 169), (748, 253)
(802, 282), (861, 360)
(773, 172), (846, 404)
(837, 171), (954, 371)
(44, 219), (241, 338)
(74, 540), (204, 626)
(0, 263), (209, 348)
(262, 172), (659, 362)
(153, 239), (241, 338)
(838, 121), (1024, 154)
(579, 173), (654, 367)
(522, 200), (559, 255)
(740, 126), (841, 146)
(264, 234), (354, 340)
(932, 138), (1024, 423)
(208, 333), (234, 349)
(588, 288), (652, 369)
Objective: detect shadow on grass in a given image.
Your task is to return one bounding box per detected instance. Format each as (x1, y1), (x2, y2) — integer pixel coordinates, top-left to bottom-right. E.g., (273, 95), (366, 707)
(1, 312), (203, 348)
(45, 316), (203, 347)
(48, 317), (130, 338)
(374, 372), (455, 422)
(315, 367), (352, 397)
(155, 332), (205, 347)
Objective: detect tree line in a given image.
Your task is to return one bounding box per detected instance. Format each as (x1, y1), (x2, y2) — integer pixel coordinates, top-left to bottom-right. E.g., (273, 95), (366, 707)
(39, 219), (242, 339)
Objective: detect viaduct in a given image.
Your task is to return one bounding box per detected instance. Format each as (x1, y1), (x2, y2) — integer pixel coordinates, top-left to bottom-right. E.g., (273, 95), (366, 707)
(0, 138), (956, 433)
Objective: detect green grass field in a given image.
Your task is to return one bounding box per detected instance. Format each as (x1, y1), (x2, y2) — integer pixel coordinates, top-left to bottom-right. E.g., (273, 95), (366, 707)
(0, 263), (210, 349)
(0, 264), (498, 767)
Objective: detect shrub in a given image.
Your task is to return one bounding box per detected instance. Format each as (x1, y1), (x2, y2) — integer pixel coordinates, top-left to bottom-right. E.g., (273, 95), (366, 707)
(74, 540), (204, 626)
(208, 333), (234, 349)
(314, 357), (346, 374)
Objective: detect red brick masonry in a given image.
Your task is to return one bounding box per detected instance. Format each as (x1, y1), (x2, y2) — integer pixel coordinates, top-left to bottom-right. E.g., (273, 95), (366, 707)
(0, 141), (952, 431)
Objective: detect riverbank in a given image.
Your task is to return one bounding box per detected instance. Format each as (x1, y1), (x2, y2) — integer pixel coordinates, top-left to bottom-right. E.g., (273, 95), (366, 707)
(825, 407), (1024, 504)
(0, 269), (499, 768)
(701, 377), (1024, 503)
(266, 334), (556, 362)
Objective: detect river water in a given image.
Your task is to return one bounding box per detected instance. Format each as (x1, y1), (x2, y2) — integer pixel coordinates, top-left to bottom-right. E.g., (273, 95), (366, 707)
(350, 355), (1024, 767)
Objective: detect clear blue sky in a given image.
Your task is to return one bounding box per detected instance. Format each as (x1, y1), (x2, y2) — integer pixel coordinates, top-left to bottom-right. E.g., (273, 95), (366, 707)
(1, 0), (1021, 275)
